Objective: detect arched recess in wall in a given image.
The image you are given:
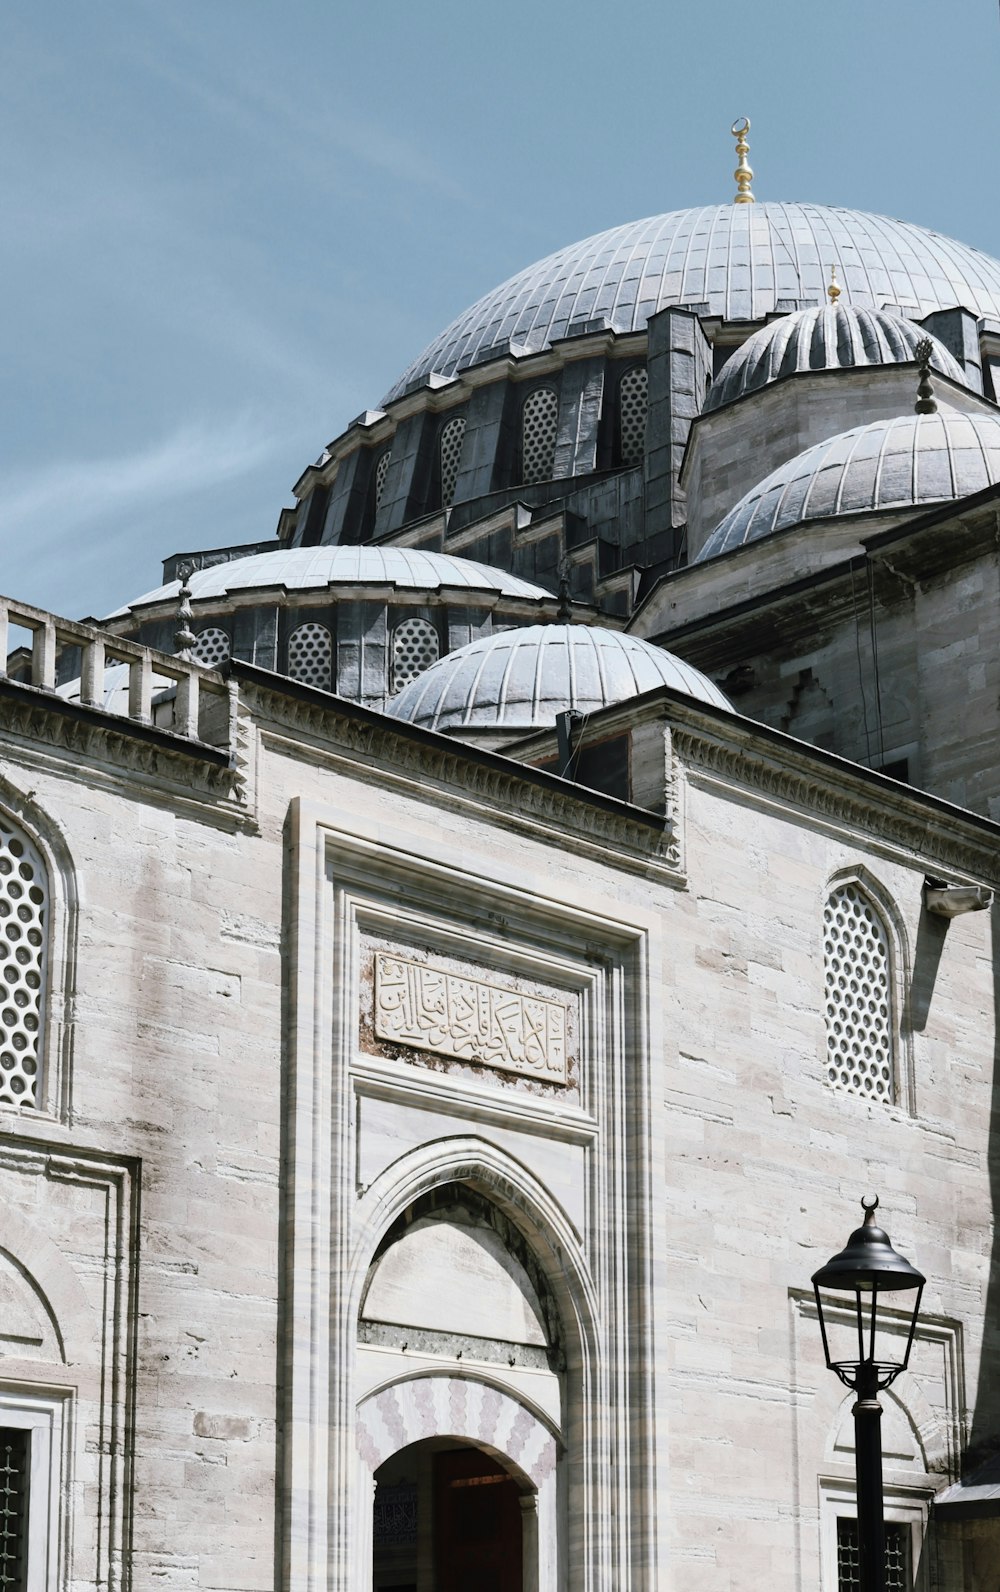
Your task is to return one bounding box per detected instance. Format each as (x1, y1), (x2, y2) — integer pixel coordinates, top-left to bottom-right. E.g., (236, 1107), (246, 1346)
(822, 865), (912, 1114)
(519, 386), (558, 484)
(0, 775), (77, 1120)
(349, 1138), (600, 1592)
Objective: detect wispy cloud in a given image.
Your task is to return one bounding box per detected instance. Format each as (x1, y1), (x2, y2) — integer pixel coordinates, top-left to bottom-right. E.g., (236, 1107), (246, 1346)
(0, 415), (278, 551)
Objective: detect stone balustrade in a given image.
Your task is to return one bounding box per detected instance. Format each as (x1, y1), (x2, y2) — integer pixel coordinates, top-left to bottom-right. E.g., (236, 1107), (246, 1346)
(0, 593), (232, 749)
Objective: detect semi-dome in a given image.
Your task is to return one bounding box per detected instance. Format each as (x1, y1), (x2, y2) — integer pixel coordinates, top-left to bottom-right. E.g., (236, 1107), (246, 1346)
(696, 408), (1000, 562)
(386, 624), (731, 735)
(705, 305), (965, 412)
(109, 544), (550, 618)
(384, 203), (1000, 402)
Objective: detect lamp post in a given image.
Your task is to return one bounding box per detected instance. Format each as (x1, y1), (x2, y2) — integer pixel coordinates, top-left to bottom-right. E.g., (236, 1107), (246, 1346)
(811, 1197), (925, 1592)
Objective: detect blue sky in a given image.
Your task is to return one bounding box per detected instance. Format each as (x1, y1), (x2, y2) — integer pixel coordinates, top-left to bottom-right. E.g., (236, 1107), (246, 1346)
(3, 0), (999, 620)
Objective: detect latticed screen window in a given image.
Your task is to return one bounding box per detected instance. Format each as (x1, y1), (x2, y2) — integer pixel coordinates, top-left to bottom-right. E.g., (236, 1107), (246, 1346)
(520, 387), (558, 483)
(373, 450), (392, 513)
(0, 1428), (29, 1591)
(0, 819), (47, 1110)
(287, 622), (333, 690)
(837, 1518), (909, 1591)
(823, 883), (894, 1102)
(439, 415), (466, 509)
(618, 365), (648, 465)
(392, 617), (440, 693)
(191, 627), (231, 667)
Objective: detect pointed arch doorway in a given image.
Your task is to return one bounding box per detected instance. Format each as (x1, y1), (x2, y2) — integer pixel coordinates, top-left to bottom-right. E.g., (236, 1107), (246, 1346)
(373, 1438), (528, 1592)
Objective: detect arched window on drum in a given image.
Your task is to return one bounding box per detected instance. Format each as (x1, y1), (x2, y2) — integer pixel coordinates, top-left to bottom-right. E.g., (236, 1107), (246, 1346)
(288, 622), (333, 691)
(823, 881), (896, 1104)
(0, 816), (48, 1110)
(392, 617), (440, 694)
(617, 365), (647, 467)
(519, 387), (558, 484)
(439, 414), (466, 510)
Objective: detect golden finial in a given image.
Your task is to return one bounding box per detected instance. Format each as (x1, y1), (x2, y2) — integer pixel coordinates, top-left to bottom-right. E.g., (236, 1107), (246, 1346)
(827, 265), (841, 304)
(731, 118), (754, 204)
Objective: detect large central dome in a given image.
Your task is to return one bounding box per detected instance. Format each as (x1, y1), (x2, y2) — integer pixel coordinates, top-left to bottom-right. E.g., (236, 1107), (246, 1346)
(384, 203), (1000, 402)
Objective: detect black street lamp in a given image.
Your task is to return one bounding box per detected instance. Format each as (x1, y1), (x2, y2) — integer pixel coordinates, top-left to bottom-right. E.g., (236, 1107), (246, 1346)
(812, 1197), (925, 1592)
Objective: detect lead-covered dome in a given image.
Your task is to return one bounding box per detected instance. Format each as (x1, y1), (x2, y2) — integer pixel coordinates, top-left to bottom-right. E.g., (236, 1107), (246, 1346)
(386, 624), (731, 734)
(697, 408), (1000, 561)
(108, 544), (550, 618)
(705, 305), (965, 412)
(385, 203), (1000, 401)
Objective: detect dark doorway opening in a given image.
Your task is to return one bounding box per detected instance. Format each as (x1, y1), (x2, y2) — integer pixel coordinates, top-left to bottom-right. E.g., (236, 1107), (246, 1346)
(374, 1439), (526, 1592)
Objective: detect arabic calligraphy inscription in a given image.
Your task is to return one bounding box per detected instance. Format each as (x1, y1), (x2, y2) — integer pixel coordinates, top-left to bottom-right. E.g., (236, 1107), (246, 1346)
(373, 952), (567, 1084)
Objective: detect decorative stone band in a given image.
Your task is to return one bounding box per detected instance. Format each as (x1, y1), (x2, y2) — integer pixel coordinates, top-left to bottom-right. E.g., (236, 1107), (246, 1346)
(356, 1375), (558, 1487)
(374, 952), (567, 1084)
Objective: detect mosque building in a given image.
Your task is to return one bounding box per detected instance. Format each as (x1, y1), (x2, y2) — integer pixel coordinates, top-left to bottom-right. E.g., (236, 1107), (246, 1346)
(3, 123), (1000, 1590)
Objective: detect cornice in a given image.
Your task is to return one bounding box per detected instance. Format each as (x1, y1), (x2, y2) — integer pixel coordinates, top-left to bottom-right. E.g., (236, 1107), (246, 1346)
(239, 671), (684, 882)
(0, 688), (250, 827)
(672, 713), (1000, 883)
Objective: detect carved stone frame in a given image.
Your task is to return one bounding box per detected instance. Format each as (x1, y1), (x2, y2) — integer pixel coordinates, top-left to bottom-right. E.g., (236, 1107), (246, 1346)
(282, 797), (663, 1592)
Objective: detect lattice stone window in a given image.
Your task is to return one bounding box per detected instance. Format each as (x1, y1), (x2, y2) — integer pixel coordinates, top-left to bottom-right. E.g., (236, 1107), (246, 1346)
(0, 818), (47, 1110)
(619, 365), (648, 465)
(373, 450), (391, 513)
(520, 387), (558, 484)
(392, 617), (440, 693)
(0, 1429), (29, 1589)
(439, 415), (466, 509)
(191, 626), (231, 667)
(824, 882), (894, 1102)
(288, 622), (333, 690)
(837, 1518), (909, 1592)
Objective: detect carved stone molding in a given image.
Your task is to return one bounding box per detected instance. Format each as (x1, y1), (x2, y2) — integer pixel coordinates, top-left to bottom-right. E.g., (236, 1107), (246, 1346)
(674, 724), (1000, 882)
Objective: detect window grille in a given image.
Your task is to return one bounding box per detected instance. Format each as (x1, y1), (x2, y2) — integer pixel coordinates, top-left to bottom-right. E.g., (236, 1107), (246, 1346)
(520, 387), (558, 483)
(439, 415), (466, 508)
(837, 1518), (909, 1592)
(392, 617), (439, 693)
(373, 450), (391, 513)
(0, 1428), (29, 1591)
(0, 819), (47, 1110)
(287, 622), (333, 690)
(824, 883), (894, 1102)
(191, 627), (231, 667)
(619, 365), (648, 465)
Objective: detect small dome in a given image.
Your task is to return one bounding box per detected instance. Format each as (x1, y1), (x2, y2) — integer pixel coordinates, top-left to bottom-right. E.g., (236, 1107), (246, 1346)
(108, 544), (550, 618)
(705, 306), (965, 412)
(697, 408), (1000, 562)
(386, 624), (731, 734)
(384, 203), (1000, 402)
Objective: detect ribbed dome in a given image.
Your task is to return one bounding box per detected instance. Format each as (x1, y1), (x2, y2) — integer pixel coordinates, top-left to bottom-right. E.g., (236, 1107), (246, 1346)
(705, 306), (965, 412)
(385, 624), (731, 734)
(697, 408), (1000, 561)
(384, 203), (1000, 402)
(109, 545), (550, 618)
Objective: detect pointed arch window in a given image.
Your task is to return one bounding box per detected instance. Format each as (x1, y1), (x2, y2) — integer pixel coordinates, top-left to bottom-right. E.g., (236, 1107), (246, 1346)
(823, 881), (895, 1103)
(439, 414), (466, 509)
(520, 387), (558, 484)
(288, 621), (333, 690)
(618, 365), (647, 466)
(0, 815), (48, 1110)
(392, 617), (439, 693)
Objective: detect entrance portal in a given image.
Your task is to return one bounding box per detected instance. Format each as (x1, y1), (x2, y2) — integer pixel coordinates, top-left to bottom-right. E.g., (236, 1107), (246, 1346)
(373, 1440), (526, 1592)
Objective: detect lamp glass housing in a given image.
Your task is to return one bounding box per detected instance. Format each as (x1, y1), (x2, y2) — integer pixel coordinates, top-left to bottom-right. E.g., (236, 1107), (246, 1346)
(811, 1204), (925, 1392)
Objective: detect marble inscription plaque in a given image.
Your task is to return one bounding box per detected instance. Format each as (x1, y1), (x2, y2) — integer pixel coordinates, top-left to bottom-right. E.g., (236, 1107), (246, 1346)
(374, 952), (567, 1083)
